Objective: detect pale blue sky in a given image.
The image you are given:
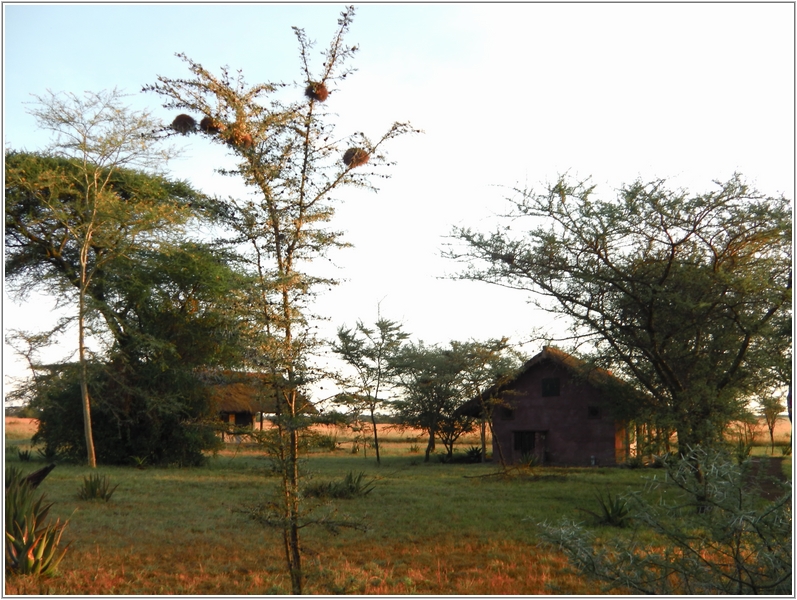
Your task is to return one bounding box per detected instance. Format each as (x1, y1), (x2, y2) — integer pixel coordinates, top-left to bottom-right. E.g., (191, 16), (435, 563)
(3, 3), (794, 396)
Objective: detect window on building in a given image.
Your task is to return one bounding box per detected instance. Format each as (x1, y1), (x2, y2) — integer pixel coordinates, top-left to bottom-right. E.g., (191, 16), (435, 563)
(499, 406), (515, 420)
(513, 431), (536, 454)
(587, 406), (601, 419)
(541, 377), (560, 397)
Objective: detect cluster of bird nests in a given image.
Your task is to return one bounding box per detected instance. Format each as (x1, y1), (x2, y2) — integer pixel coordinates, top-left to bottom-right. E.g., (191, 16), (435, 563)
(169, 81), (369, 166)
(170, 113), (252, 149)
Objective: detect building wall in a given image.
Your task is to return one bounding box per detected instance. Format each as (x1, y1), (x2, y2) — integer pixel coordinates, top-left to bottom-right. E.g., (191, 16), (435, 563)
(491, 359), (626, 466)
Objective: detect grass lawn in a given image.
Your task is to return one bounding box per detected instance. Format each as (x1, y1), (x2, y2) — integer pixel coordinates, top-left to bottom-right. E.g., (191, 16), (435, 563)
(4, 418), (792, 594)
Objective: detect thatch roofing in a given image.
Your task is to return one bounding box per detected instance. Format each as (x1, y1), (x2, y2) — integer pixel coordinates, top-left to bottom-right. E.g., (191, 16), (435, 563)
(456, 346), (622, 417)
(201, 371), (316, 415)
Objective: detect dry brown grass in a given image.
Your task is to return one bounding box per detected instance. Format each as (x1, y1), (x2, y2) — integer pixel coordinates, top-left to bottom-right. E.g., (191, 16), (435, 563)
(6, 417), (39, 437)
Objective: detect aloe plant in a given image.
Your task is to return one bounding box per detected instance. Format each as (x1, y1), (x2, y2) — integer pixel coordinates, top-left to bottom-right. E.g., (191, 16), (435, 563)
(577, 491), (632, 528)
(5, 469), (70, 576)
(77, 474), (119, 502)
(6, 514), (70, 576)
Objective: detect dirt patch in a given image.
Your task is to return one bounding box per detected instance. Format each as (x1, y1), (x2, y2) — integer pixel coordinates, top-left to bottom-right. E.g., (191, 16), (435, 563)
(748, 456), (788, 501)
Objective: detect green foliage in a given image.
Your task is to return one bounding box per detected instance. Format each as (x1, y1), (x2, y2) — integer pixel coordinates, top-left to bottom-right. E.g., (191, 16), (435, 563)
(621, 456), (645, 469)
(449, 174), (792, 451)
(518, 452), (539, 470)
(304, 471), (376, 500)
(310, 434), (339, 452)
(36, 444), (61, 463)
(539, 448), (791, 594)
(464, 445), (483, 463)
(144, 5), (417, 593)
(76, 474), (119, 502)
(333, 314), (410, 465)
(576, 491), (632, 528)
(17, 448), (32, 462)
(5, 467), (70, 577)
(31, 364), (223, 466)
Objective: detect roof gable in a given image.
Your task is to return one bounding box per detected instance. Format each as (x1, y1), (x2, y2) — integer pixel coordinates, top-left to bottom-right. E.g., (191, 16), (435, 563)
(200, 371), (316, 414)
(456, 346), (623, 417)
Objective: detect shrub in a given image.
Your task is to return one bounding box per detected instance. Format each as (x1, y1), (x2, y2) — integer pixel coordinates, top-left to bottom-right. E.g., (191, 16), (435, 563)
(311, 434), (338, 452)
(31, 364), (222, 466)
(518, 452), (539, 469)
(576, 491), (632, 528)
(464, 445), (483, 463)
(36, 445), (61, 463)
(622, 456), (644, 469)
(539, 447), (792, 594)
(304, 471), (376, 500)
(76, 474), (119, 502)
(5, 468), (70, 576)
(17, 448), (32, 462)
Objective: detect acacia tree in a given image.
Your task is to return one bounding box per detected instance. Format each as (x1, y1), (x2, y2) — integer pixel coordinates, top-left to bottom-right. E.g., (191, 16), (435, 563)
(450, 338), (520, 464)
(25, 242), (250, 466)
(448, 174), (792, 454)
(332, 311), (409, 464)
(391, 341), (471, 461)
(144, 7), (416, 593)
(5, 94), (184, 468)
(759, 396), (786, 455)
(6, 149), (239, 465)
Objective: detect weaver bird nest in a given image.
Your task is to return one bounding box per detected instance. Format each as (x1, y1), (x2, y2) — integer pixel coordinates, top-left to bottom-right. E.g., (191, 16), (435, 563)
(343, 147), (370, 168)
(171, 114), (197, 134)
(199, 116), (226, 135)
(226, 128), (254, 150)
(304, 82), (329, 102)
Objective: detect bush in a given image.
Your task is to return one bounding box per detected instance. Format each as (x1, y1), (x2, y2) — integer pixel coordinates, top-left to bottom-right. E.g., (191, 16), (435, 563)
(464, 445), (483, 463)
(304, 471), (376, 500)
(576, 491), (632, 528)
(310, 434), (338, 452)
(5, 468), (70, 576)
(76, 474), (119, 502)
(17, 448), (32, 462)
(539, 447), (792, 594)
(437, 447), (483, 464)
(31, 364), (222, 466)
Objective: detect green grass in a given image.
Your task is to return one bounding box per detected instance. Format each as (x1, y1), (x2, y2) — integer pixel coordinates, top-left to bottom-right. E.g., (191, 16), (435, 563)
(4, 422), (791, 594)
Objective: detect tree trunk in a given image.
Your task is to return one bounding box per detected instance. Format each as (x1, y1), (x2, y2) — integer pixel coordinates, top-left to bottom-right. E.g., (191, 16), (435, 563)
(424, 428), (435, 462)
(480, 418), (487, 463)
(369, 409), (381, 465)
(78, 289), (97, 468)
(286, 425), (302, 594)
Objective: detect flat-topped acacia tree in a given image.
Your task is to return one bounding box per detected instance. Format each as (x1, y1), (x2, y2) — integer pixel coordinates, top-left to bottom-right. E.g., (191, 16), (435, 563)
(145, 7), (416, 594)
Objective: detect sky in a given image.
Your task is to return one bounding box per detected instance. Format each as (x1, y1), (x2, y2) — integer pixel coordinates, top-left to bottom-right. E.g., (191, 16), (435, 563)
(3, 2), (794, 402)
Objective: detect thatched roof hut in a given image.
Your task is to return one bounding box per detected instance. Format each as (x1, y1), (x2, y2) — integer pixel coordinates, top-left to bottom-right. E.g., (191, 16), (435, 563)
(200, 371), (316, 428)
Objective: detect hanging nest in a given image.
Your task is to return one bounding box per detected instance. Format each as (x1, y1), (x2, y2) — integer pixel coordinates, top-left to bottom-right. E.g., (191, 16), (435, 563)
(304, 82), (329, 103)
(343, 147), (370, 168)
(226, 128), (254, 150)
(171, 114), (197, 135)
(199, 116), (226, 135)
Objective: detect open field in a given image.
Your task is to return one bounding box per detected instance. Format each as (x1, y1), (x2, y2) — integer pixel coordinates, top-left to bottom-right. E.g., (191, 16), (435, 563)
(4, 417), (792, 594)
